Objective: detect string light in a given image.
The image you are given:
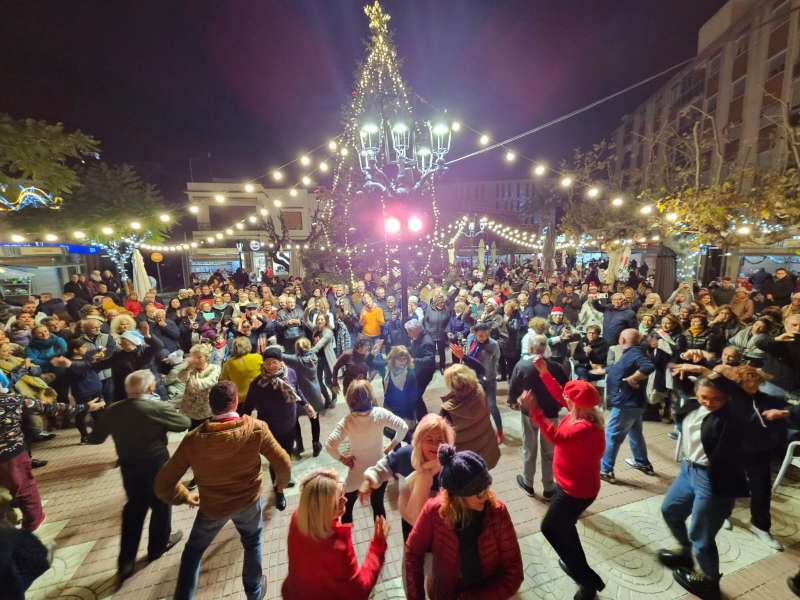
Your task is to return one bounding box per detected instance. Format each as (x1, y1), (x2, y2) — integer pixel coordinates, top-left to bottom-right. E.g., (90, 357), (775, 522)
(214, 194), (225, 203)
(130, 221), (141, 230)
(300, 155), (311, 167)
(189, 205), (199, 214)
(44, 233), (58, 242)
(586, 187), (600, 198)
(612, 196), (624, 207)
(10, 234), (25, 242)
(560, 176), (573, 188)
(272, 170), (284, 182)
(159, 214), (170, 222)
(244, 183), (255, 193)
(101, 227), (114, 235)
(504, 151), (516, 163)
(479, 134), (490, 146)
(639, 205), (653, 215)
(533, 164), (547, 176)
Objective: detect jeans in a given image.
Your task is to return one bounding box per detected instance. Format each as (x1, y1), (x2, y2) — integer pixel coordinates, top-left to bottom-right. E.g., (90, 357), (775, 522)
(342, 481), (387, 524)
(485, 380), (502, 432)
(521, 412), (556, 492)
(540, 486), (602, 589)
(600, 406), (650, 472)
(119, 451), (172, 567)
(174, 497), (264, 600)
(661, 461), (734, 579)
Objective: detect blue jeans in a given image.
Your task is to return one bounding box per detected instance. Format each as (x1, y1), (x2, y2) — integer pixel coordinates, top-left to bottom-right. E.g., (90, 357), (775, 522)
(174, 497), (264, 600)
(661, 462), (734, 579)
(600, 406), (650, 472)
(485, 380), (502, 431)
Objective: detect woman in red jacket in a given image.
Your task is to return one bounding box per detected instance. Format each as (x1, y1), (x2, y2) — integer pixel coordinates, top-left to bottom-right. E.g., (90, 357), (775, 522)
(282, 468), (389, 600)
(519, 358), (606, 600)
(404, 444), (523, 600)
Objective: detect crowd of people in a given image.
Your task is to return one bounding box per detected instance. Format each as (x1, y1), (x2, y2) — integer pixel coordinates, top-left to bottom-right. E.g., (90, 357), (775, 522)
(1, 258), (800, 599)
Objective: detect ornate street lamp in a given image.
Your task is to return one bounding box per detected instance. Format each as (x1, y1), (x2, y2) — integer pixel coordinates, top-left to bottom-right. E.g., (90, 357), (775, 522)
(357, 120), (451, 196)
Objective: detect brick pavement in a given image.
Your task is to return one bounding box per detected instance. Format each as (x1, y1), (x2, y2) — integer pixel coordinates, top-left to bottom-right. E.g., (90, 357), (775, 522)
(24, 373), (800, 599)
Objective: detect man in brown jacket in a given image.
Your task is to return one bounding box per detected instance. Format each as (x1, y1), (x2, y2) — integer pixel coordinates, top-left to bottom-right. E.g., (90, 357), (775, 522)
(155, 380), (291, 600)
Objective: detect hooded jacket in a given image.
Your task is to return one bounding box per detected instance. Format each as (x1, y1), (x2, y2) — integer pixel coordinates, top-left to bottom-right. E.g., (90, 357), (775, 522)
(155, 414), (291, 519)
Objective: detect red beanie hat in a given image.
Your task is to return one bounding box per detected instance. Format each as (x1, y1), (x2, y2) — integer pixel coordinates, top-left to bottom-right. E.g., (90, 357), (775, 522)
(563, 380), (601, 408)
(550, 306), (564, 315)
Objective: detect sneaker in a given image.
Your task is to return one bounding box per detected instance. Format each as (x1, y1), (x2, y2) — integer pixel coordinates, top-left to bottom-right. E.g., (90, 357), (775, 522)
(30, 458), (48, 469)
(624, 457), (655, 475)
(599, 470), (616, 484)
(750, 525), (784, 551)
(657, 547), (693, 570)
(34, 432), (57, 441)
(275, 491), (287, 512)
(673, 567), (721, 600)
(148, 531), (183, 562)
(516, 475), (535, 498)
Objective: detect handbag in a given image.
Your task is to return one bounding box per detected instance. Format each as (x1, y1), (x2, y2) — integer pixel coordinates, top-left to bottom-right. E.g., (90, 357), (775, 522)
(16, 375), (58, 404)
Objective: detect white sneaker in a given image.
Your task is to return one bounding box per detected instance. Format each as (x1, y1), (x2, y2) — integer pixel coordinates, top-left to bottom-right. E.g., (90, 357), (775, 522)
(750, 525), (784, 551)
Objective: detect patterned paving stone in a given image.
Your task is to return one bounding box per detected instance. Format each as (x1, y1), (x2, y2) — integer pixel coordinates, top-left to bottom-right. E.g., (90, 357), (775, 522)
(23, 372), (800, 599)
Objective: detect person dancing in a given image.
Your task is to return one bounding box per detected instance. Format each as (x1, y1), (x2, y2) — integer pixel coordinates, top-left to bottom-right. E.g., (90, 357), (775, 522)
(519, 357), (606, 600)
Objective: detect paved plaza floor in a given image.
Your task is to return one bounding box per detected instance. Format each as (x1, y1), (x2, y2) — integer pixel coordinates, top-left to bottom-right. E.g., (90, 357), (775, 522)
(25, 373), (800, 599)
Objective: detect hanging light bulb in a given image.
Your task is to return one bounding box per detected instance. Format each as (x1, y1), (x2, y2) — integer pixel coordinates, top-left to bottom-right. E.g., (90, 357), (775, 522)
(478, 134), (490, 146)
(244, 183), (255, 193)
(666, 212), (678, 222)
(260, 208), (269, 216)
(533, 164), (547, 177)
(235, 223), (244, 230)
(560, 176), (573, 188)
(159, 214), (170, 222)
(214, 194), (225, 203)
(130, 221), (142, 230)
(289, 189), (298, 197)
(611, 196), (624, 207)
(101, 226), (114, 235)
(319, 161), (329, 172)
(301, 176), (312, 186)
(300, 155), (311, 167)
(10, 234), (25, 242)
(586, 187), (600, 199)
(272, 170), (284, 182)
(328, 140), (338, 151)
(504, 151), (516, 162)
(189, 205), (199, 214)
(44, 233), (58, 242)
(640, 205), (653, 215)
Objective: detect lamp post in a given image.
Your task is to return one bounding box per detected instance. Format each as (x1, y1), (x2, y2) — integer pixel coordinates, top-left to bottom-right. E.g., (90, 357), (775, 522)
(357, 120), (451, 197)
(384, 211), (425, 321)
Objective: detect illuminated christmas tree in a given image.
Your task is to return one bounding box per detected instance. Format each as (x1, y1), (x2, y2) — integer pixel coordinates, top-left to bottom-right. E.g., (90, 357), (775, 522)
(320, 0), (446, 278)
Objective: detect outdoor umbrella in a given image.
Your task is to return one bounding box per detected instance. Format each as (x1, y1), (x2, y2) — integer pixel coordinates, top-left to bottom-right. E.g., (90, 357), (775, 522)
(131, 248), (151, 299)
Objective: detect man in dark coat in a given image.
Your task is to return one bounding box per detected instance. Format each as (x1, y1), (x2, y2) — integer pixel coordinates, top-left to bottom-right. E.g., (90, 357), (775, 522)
(593, 292), (638, 346)
(405, 319), (436, 419)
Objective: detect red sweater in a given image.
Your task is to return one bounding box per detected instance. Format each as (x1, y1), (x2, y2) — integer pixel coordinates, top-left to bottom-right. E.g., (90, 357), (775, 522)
(282, 512), (386, 600)
(404, 496), (523, 600)
(530, 371), (605, 499)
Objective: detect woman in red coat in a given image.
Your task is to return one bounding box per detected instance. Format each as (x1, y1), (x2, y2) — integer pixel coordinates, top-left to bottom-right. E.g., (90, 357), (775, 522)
(519, 358), (606, 600)
(404, 444), (523, 600)
(282, 468), (389, 600)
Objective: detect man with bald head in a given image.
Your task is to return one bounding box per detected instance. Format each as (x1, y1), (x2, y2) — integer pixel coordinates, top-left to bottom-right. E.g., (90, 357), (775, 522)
(592, 292), (638, 346)
(596, 328), (655, 483)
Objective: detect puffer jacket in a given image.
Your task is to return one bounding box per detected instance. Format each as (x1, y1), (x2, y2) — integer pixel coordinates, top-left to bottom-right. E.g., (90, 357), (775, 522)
(25, 336), (67, 372)
(404, 496), (523, 600)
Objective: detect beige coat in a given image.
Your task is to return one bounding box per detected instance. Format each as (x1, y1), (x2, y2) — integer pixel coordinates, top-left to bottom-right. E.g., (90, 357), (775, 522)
(440, 390), (500, 469)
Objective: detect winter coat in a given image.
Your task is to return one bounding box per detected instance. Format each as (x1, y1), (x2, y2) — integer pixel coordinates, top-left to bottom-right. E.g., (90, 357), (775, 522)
(440, 389), (500, 469)
(592, 300), (638, 345)
(683, 327), (713, 352)
(499, 312), (525, 357)
(382, 367), (418, 420)
(310, 327), (337, 372)
(281, 351), (325, 412)
(75, 332), (116, 381)
(178, 363), (221, 421)
(283, 513), (386, 600)
(93, 335), (165, 401)
(409, 331), (437, 392)
(445, 313), (470, 342)
(423, 305), (451, 342)
(25, 336), (67, 372)
(241, 367), (307, 436)
(573, 337), (610, 368)
(152, 320), (182, 354)
(219, 353), (263, 400)
(404, 496), (523, 600)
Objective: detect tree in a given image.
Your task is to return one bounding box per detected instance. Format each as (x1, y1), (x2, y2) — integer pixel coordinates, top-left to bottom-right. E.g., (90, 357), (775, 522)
(7, 162), (171, 240)
(0, 113), (98, 205)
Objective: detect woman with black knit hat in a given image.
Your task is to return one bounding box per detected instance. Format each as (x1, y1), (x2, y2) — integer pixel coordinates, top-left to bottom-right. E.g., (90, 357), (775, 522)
(519, 357), (606, 600)
(404, 444), (523, 600)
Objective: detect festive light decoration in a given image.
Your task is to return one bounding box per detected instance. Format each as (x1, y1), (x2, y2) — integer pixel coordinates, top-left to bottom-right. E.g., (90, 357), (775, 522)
(0, 184), (63, 212)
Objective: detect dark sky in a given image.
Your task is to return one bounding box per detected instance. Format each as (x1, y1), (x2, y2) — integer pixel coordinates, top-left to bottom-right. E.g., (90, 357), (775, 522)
(1, 0), (727, 204)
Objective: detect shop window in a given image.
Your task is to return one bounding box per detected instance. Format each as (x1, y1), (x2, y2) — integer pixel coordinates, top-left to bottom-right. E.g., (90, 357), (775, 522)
(281, 211), (303, 230)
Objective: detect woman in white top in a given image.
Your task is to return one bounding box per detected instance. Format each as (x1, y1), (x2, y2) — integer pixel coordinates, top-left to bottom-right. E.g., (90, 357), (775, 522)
(326, 379), (408, 523)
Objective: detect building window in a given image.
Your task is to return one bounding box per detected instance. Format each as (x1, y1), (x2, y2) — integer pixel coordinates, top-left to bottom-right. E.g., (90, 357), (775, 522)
(771, 0), (791, 31)
(281, 211), (303, 230)
(767, 50), (786, 79)
(708, 52), (722, 79)
(732, 76), (746, 100)
(706, 94), (718, 115)
(735, 29), (750, 56)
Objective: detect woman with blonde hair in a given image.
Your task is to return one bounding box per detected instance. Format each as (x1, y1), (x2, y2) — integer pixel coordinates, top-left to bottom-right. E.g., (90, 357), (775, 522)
(109, 313), (137, 342)
(361, 413), (454, 540)
(219, 336), (263, 400)
(404, 444), (523, 599)
(310, 313), (336, 408)
(381, 345), (418, 439)
(519, 357), (606, 599)
(325, 379), (408, 524)
(282, 469), (389, 599)
(177, 343), (221, 430)
(439, 364), (499, 469)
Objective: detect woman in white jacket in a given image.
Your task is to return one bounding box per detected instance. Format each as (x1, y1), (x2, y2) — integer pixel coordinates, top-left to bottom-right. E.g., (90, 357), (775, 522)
(360, 414), (454, 540)
(326, 379), (408, 524)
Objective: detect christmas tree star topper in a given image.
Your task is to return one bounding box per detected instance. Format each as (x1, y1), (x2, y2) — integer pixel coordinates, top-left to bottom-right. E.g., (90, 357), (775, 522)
(365, 1), (390, 34)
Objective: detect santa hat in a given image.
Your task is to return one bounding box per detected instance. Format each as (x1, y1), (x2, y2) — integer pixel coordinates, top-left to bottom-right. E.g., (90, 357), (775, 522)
(550, 307), (564, 315)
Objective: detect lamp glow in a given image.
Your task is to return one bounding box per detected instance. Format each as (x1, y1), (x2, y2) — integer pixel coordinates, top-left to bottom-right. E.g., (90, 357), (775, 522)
(611, 196), (624, 207)
(159, 214), (170, 223)
(319, 161), (329, 172)
(408, 215), (423, 232)
(479, 134), (490, 146)
(289, 189), (298, 197)
(44, 233), (58, 242)
(666, 212), (678, 222)
(130, 221), (141, 230)
(340, 147), (349, 156)
(273, 199), (282, 207)
(385, 216), (401, 234)
(301, 176), (312, 186)
(533, 164), (547, 176)
(737, 225), (751, 235)
(214, 194), (225, 203)
(451, 121), (461, 132)
(101, 226), (114, 235)
(586, 187), (600, 199)
(225, 228), (233, 235)
(272, 170), (284, 182)
(189, 205), (199, 214)
(432, 123), (449, 136)
(300, 155), (311, 166)
(504, 151), (516, 162)
(640, 205), (653, 215)
(244, 183), (255, 193)
(328, 140), (338, 151)
(73, 231), (86, 240)
(10, 234), (25, 242)
(235, 223), (244, 230)
(248, 216), (257, 223)
(215, 233), (223, 239)
(560, 177), (573, 188)
(260, 208), (269, 216)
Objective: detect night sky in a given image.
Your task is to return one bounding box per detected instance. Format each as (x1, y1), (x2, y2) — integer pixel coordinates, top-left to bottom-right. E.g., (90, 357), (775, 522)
(2, 1), (727, 204)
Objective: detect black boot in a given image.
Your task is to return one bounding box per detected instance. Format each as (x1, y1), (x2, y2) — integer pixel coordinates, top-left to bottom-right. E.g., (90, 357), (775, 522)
(657, 547), (693, 570)
(788, 571), (800, 597)
(673, 568), (721, 600)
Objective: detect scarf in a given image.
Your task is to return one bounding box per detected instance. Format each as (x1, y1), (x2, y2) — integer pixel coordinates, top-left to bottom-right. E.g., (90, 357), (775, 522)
(387, 366), (409, 391)
(257, 359), (301, 404)
(689, 325), (705, 337)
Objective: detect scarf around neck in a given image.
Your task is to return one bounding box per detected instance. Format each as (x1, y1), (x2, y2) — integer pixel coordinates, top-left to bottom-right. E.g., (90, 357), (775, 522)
(387, 366), (409, 391)
(258, 360), (301, 404)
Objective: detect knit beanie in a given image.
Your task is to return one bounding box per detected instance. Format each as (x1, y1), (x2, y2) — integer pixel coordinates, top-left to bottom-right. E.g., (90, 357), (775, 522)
(550, 306), (563, 315)
(438, 444), (492, 497)
(563, 380), (601, 408)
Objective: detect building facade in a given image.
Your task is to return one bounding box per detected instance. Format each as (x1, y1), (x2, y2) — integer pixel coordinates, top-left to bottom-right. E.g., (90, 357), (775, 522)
(611, 0), (799, 185)
(185, 181), (318, 277)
